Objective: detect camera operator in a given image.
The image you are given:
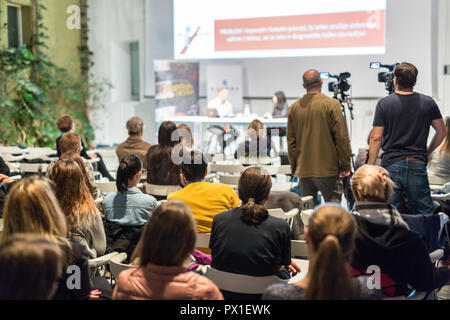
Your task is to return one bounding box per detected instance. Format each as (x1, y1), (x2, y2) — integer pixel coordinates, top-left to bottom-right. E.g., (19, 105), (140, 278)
(287, 69), (352, 205)
(368, 62), (446, 215)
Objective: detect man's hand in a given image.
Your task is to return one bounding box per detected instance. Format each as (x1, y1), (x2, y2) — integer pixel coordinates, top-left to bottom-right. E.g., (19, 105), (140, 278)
(89, 153), (98, 159)
(339, 171), (351, 179)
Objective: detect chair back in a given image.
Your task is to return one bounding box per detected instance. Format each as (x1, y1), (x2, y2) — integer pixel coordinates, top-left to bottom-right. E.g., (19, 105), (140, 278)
(291, 240), (308, 258)
(145, 183), (181, 196)
(203, 267), (288, 294)
(110, 253), (133, 281)
(218, 174), (240, 186)
(96, 182), (117, 193)
(260, 165), (279, 175)
(1, 153), (24, 162)
(196, 233), (211, 248)
(0, 146), (26, 155)
(268, 208), (298, 220)
(208, 163), (245, 174)
(277, 165), (291, 175)
(19, 163), (49, 174)
(300, 209), (314, 228)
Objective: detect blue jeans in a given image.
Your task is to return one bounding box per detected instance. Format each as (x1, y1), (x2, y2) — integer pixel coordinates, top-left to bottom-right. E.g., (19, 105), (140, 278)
(384, 160), (434, 215)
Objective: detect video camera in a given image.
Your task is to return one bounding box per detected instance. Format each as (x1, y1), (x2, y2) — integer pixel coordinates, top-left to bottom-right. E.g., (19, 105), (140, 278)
(320, 72), (352, 97)
(369, 62), (399, 95)
(320, 72), (354, 120)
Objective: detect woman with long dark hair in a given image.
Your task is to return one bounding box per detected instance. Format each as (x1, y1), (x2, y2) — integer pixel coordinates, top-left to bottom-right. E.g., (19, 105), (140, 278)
(104, 154), (157, 226)
(272, 91), (288, 118)
(210, 166), (300, 298)
(113, 201), (223, 300)
(146, 121), (181, 186)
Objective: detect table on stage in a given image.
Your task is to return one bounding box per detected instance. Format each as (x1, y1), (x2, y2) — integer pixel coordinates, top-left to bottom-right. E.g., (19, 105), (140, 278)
(165, 116), (288, 151)
(169, 116), (288, 128)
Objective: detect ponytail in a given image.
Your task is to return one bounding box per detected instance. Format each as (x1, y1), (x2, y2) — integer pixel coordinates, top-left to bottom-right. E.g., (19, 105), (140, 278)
(238, 166), (272, 226)
(304, 235), (354, 300)
(116, 154), (142, 194)
(241, 197), (269, 225)
(304, 204), (356, 300)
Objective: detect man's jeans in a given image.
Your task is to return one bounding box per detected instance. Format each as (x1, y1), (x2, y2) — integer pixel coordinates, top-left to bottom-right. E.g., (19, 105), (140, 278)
(384, 160), (434, 215)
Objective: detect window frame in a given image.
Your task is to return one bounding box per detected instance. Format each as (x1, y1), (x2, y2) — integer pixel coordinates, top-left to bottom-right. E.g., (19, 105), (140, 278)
(7, 4), (24, 48)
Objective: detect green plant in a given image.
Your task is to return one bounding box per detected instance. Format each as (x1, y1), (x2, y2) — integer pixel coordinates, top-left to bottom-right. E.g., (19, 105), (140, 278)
(0, 0), (109, 148)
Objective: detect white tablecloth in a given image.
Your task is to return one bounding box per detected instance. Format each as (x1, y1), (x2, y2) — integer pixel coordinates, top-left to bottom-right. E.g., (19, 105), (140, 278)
(167, 116), (287, 127)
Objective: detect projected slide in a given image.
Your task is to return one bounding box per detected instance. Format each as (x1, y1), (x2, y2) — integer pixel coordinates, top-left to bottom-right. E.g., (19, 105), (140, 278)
(174, 0), (386, 59)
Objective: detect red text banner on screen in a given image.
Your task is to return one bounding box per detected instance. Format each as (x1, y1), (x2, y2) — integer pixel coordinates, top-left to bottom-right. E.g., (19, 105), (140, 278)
(214, 10), (384, 52)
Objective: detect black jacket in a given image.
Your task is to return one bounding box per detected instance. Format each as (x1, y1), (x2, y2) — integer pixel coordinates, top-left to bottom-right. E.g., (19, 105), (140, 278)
(103, 219), (144, 263)
(0, 157), (10, 176)
(53, 241), (93, 300)
(351, 205), (450, 296)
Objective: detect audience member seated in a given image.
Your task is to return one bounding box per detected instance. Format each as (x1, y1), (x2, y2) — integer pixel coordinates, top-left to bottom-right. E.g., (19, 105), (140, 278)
(0, 234), (63, 300)
(428, 116), (450, 185)
(272, 90), (289, 118)
(0, 156), (10, 176)
(264, 204), (381, 300)
(355, 129), (383, 170)
(235, 119), (271, 160)
(104, 154), (157, 226)
(177, 123), (194, 150)
(210, 166), (300, 299)
(60, 151), (97, 198)
(350, 165), (450, 297)
(146, 121), (181, 187)
(0, 177), (94, 300)
(113, 201), (224, 300)
(167, 150), (240, 235)
(116, 117), (151, 170)
(49, 159), (106, 259)
(47, 132), (96, 184)
(56, 115), (115, 181)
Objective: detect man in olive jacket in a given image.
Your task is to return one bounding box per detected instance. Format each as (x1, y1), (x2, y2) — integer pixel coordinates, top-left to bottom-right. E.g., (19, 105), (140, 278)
(287, 69), (351, 204)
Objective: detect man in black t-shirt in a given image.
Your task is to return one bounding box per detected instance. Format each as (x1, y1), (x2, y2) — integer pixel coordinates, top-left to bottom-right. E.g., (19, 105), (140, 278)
(368, 62), (446, 215)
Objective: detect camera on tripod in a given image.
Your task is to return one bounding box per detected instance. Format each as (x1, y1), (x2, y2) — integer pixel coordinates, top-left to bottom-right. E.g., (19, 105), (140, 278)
(369, 62), (399, 95)
(320, 72), (351, 97)
(320, 72), (354, 120)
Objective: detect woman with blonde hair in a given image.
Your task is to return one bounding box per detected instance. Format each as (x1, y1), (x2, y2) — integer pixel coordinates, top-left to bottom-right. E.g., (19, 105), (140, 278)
(0, 176), (95, 299)
(264, 203), (380, 300)
(350, 165), (450, 297)
(113, 201), (223, 300)
(49, 159), (106, 259)
(428, 116), (450, 185)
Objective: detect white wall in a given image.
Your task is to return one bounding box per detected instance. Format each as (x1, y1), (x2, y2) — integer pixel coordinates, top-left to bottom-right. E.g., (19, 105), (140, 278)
(437, 0), (450, 117)
(88, 0), (156, 145)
